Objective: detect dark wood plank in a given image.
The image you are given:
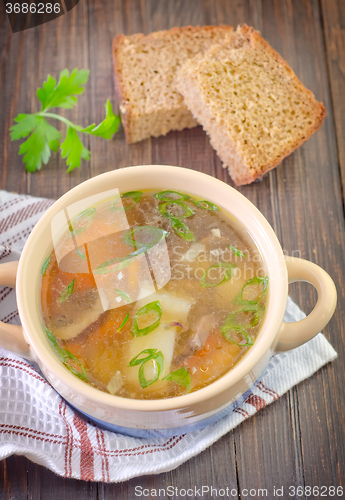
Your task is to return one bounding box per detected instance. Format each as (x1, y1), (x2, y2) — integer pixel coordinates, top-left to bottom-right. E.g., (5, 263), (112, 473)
(27, 0), (92, 199)
(0, 0), (27, 194)
(261, 0), (345, 493)
(0, 455), (28, 500)
(0, 0), (92, 198)
(27, 460), (98, 500)
(86, 0), (154, 179)
(99, 435), (239, 500)
(321, 0), (345, 196)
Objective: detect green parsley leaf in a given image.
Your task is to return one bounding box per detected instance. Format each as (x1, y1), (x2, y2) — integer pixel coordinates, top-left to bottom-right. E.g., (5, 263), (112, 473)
(19, 118), (61, 172)
(37, 68), (90, 111)
(61, 127), (90, 172)
(11, 69), (119, 173)
(81, 100), (120, 139)
(10, 114), (40, 140)
(44, 119), (62, 152)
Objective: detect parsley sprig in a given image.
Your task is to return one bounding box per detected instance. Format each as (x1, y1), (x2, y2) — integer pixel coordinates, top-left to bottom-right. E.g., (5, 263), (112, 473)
(10, 68), (120, 172)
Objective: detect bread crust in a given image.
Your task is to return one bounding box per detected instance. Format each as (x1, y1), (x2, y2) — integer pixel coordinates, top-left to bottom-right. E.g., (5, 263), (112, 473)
(112, 25), (233, 144)
(112, 34), (133, 142)
(177, 24), (326, 185)
(229, 25), (326, 184)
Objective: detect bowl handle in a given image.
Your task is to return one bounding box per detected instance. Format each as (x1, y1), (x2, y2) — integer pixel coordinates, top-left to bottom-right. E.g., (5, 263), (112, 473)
(275, 256), (337, 352)
(0, 261), (33, 360)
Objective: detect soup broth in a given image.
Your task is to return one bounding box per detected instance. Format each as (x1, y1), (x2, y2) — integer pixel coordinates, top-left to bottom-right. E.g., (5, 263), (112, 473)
(40, 189), (268, 399)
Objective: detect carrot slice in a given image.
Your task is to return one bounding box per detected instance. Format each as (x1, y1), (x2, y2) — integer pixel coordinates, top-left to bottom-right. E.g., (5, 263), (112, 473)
(91, 308), (132, 343)
(40, 273), (51, 312)
(183, 328), (242, 389)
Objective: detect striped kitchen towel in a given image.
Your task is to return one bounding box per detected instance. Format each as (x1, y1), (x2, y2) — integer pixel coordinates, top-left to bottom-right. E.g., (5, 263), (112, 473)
(0, 189), (337, 482)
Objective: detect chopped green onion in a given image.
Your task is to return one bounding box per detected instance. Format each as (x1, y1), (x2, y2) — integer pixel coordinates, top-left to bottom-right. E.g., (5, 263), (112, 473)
(241, 276), (269, 304)
(229, 246), (246, 258)
(128, 348), (164, 388)
(94, 246), (147, 274)
(111, 191), (143, 212)
(115, 289), (131, 303)
(96, 258), (120, 270)
(110, 257), (134, 271)
(41, 256), (50, 276)
(117, 313), (129, 333)
(158, 201), (195, 219)
(45, 326), (59, 349)
(44, 327), (88, 381)
(128, 348), (158, 366)
(154, 190), (190, 202)
(62, 349), (89, 381)
(224, 304), (264, 328)
(95, 226), (169, 272)
(94, 256), (127, 274)
(138, 351), (164, 388)
(221, 325), (253, 347)
(124, 225), (169, 249)
(163, 367), (191, 392)
(243, 304), (264, 327)
(132, 300), (162, 337)
(192, 200), (219, 211)
(170, 217), (195, 241)
(71, 208), (95, 237)
(200, 263), (236, 288)
(76, 248), (86, 261)
(59, 278), (75, 302)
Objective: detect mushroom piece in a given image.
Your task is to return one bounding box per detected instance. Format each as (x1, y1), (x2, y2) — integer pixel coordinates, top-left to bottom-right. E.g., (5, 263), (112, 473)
(53, 292), (106, 341)
(189, 314), (218, 351)
(173, 314), (219, 366)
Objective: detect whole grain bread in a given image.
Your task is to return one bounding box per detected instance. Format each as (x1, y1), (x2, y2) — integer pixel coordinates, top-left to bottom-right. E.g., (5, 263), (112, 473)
(176, 25), (326, 185)
(112, 25), (233, 144)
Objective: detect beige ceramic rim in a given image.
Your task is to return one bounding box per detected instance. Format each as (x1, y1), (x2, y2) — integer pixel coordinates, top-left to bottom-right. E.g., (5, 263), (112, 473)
(2, 165), (337, 423)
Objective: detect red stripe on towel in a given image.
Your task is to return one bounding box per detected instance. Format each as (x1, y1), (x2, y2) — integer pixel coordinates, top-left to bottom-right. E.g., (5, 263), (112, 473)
(245, 393), (267, 411)
(257, 380), (279, 400)
(234, 407), (250, 418)
(59, 400), (73, 478)
(73, 414), (95, 481)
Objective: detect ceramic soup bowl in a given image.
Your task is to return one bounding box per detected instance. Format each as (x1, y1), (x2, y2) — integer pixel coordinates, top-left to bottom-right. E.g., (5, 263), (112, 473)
(0, 166), (337, 438)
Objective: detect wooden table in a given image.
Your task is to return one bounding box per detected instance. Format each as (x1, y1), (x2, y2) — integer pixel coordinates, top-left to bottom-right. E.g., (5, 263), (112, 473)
(1, 0), (344, 498)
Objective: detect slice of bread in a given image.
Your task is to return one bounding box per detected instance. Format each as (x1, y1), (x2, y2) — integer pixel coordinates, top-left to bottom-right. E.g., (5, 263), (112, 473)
(113, 25), (233, 144)
(176, 25), (326, 185)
